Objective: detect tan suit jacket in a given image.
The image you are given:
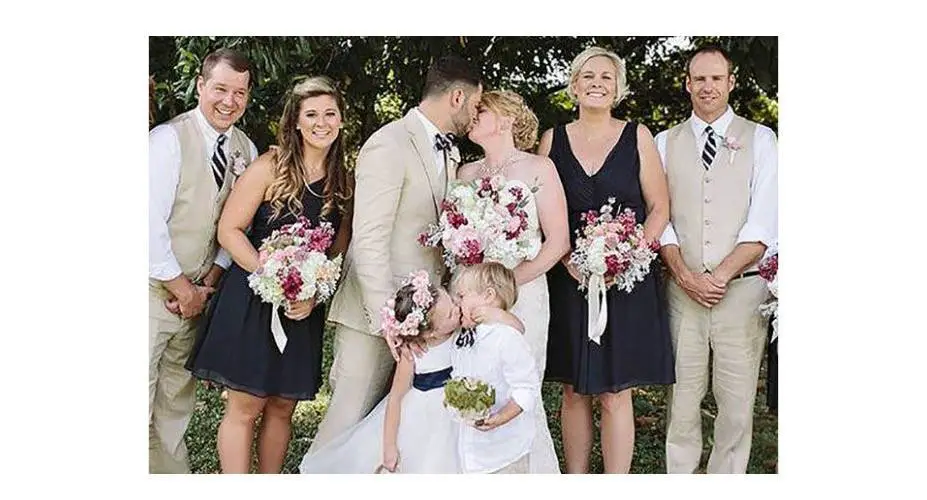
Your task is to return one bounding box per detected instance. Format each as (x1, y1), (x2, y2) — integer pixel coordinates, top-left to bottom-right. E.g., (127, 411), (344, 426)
(327, 109), (458, 335)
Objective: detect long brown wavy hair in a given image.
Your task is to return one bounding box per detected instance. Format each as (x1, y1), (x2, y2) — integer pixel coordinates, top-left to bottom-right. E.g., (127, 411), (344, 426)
(267, 76), (353, 221)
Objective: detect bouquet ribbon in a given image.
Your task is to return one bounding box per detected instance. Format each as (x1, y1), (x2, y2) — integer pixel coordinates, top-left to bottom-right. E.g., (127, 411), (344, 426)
(586, 274), (609, 344)
(271, 307), (288, 353)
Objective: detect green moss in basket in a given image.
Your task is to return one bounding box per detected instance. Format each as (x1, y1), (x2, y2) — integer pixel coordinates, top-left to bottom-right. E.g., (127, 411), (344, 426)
(444, 376), (496, 412)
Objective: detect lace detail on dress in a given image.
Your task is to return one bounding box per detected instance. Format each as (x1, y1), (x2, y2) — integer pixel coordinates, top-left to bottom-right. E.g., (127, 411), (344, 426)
(504, 178), (561, 473)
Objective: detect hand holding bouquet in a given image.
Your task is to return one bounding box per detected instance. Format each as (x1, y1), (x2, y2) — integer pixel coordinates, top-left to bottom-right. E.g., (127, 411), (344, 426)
(758, 253), (778, 342)
(569, 197), (659, 344)
(443, 376), (496, 426)
(247, 216), (343, 352)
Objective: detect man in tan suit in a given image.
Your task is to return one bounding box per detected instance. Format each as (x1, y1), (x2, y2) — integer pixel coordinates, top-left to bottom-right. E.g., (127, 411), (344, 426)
(309, 55), (482, 452)
(655, 46), (778, 474)
(148, 49), (257, 473)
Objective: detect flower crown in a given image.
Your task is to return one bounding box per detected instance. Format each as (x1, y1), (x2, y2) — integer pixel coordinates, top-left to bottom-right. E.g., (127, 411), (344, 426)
(380, 270), (436, 342)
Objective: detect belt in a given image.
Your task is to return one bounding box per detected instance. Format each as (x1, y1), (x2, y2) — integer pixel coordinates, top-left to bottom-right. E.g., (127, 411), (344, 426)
(732, 270), (761, 280)
(412, 367), (452, 392)
(702, 270), (761, 281)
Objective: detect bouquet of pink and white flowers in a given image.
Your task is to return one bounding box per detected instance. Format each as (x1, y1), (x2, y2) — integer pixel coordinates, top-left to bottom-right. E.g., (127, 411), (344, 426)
(248, 216), (343, 352)
(758, 253), (778, 342)
(569, 197), (660, 344)
(418, 175), (540, 272)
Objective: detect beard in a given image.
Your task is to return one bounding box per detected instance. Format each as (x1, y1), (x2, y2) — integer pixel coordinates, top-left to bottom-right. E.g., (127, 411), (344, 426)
(451, 107), (474, 136)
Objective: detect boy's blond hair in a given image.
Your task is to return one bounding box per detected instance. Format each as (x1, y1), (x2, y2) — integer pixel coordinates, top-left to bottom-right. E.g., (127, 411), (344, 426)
(452, 262), (519, 310)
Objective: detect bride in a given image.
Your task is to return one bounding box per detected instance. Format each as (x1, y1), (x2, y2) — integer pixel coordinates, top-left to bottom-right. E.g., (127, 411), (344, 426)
(456, 90), (570, 473)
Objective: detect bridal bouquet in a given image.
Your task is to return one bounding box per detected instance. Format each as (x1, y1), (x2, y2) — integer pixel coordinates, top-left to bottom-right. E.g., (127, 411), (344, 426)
(248, 216), (343, 352)
(443, 376), (496, 425)
(758, 253), (778, 342)
(569, 197), (660, 344)
(418, 175), (540, 272)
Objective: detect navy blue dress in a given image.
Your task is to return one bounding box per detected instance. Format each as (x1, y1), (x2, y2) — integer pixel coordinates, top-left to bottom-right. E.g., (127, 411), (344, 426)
(544, 123), (675, 395)
(186, 179), (340, 400)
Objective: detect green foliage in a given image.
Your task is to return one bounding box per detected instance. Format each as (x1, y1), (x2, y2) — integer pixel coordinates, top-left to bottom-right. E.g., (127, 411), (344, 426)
(150, 36), (778, 157)
(444, 376), (496, 418)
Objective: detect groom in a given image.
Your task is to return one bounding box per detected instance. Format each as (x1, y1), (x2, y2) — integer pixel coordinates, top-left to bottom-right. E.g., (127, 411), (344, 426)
(310, 55), (482, 452)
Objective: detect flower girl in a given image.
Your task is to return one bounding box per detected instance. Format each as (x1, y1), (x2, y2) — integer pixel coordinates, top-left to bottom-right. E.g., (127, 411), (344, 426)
(299, 270), (522, 473)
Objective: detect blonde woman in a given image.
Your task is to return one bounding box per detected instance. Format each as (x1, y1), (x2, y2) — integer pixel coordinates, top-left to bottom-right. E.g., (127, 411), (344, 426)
(538, 47), (674, 473)
(456, 89), (570, 473)
(186, 76), (354, 473)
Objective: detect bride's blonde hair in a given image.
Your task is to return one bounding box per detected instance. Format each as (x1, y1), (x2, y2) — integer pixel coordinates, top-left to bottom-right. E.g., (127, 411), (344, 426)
(479, 90), (539, 152)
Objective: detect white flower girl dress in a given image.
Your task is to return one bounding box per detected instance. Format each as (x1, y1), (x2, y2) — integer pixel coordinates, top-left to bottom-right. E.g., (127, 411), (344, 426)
(299, 337), (461, 473)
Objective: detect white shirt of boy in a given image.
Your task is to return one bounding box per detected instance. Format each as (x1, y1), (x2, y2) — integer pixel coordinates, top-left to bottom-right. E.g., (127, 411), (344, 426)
(451, 322), (540, 473)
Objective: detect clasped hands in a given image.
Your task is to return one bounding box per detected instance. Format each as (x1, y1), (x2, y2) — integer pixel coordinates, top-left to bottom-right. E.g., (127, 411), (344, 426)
(678, 270), (728, 308)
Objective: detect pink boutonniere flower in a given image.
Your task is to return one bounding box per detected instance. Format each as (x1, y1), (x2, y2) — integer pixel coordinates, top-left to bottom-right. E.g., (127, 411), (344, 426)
(229, 150), (248, 176)
(720, 135), (742, 164)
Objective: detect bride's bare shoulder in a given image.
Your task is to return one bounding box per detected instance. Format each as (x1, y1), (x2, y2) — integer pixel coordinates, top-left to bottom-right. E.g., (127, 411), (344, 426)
(513, 152), (556, 176)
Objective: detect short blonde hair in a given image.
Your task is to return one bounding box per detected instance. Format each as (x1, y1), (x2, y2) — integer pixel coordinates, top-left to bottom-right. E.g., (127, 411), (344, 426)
(451, 262), (518, 310)
(480, 90), (539, 151)
(566, 46), (630, 108)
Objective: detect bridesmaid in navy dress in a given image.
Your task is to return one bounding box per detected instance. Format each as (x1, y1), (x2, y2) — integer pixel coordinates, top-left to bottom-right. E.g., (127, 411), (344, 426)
(186, 76), (354, 473)
(538, 47), (675, 473)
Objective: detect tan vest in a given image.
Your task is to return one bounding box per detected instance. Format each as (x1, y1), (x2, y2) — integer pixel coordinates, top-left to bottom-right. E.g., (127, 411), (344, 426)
(665, 115), (756, 272)
(149, 109), (251, 295)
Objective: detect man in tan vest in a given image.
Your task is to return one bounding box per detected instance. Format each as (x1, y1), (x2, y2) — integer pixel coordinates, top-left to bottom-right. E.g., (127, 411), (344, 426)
(308, 56), (482, 452)
(148, 48), (257, 473)
(655, 46), (778, 474)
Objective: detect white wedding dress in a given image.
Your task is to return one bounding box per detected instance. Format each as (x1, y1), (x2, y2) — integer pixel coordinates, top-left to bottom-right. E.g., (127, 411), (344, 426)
(502, 178), (561, 474)
(299, 338), (461, 473)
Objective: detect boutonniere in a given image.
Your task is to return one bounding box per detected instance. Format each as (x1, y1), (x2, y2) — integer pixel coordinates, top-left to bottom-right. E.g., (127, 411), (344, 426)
(717, 134), (743, 164)
(229, 150), (248, 176)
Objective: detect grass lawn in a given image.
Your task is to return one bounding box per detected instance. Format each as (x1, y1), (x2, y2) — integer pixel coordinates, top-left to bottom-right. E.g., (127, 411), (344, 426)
(186, 325), (778, 474)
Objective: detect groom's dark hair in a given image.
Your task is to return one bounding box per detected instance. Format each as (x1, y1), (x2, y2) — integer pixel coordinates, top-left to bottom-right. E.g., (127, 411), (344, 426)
(422, 55), (481, 99)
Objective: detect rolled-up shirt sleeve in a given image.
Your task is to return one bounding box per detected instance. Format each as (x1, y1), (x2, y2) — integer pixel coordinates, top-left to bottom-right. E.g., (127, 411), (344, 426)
(653, 130), (680, 248)
(660, 223), (680, 247)
(213, 248), (232, 269)
(500, 331), (540, 414)
(149, 125), (183, 281)
(735, 125), (778, 248)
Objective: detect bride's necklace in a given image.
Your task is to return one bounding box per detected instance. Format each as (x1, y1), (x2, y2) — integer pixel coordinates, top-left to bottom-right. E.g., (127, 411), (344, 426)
(478, 149), (522, 177)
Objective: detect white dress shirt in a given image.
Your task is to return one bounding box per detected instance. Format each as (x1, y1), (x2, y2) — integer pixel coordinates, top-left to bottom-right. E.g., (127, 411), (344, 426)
(451, 323), (540, 473)
(654, 106), (778, 250)
(413, 107), (450, 173)
(149, 107), (258, 281)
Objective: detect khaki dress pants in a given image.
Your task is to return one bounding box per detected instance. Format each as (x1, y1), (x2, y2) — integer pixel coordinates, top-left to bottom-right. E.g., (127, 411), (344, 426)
(665, 275), (768, 474)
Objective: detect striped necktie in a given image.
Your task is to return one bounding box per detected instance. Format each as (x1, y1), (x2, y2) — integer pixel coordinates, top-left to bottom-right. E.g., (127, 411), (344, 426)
(702, 126), (717, 170)
(211, 134), (228, 188)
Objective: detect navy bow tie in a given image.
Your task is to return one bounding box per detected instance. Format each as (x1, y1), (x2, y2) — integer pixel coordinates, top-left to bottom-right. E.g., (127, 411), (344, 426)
(456, 327), (475, 348)
(434, 133), (457, 153)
